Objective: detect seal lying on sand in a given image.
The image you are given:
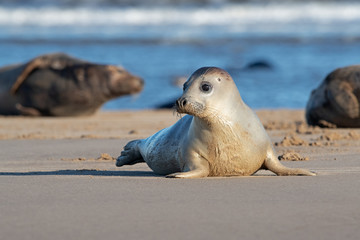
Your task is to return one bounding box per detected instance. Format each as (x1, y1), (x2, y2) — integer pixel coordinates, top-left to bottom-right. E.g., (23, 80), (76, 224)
(117, 67), (315, 178)
(306, 65), (360, 128)
(0, 53), (143, 116)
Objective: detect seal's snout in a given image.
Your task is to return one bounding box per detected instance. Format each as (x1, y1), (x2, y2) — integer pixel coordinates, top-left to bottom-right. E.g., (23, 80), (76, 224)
(175, 97), (188, 113)
(176, 98), (187, 108)
(175, 96), (205, 115)
(131, 76), (144, 93)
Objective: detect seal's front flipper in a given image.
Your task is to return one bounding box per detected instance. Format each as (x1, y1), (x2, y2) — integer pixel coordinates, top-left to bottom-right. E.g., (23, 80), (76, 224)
(116, 140), (144, 167)
(166, 169), (209, 178)
(264, 148), (316, 176)
(166, 153), (210, 178)
(15, 104), (41, 116)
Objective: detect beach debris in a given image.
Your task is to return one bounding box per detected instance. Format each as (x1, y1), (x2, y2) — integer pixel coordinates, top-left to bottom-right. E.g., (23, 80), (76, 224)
(278, 151), (309, 161)
(263, 121), (294, 130)
(96, 153), (116, 161)
(61, 153), (116, 162)
(317, 132), (344, 141)
(128, 129), (138, 134)
(316, 130), (360, 141)
(348, 130), (360, 140)
(296, 122), (322, 134)
(61, 157), (86, 161)
(275, 134), (308, 146)
(80, 134), (100, 139)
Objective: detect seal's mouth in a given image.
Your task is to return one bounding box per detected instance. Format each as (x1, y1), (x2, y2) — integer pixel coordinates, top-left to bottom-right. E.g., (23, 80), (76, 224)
(176, 97), (205, 115)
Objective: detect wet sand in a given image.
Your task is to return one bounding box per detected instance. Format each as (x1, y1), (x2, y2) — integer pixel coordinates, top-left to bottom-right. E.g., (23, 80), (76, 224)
(1, 109), (360, 240)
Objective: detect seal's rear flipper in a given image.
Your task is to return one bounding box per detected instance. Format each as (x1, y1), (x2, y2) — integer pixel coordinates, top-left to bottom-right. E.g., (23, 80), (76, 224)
(116, 140), (144, 167)
(264, 148), (316, 176)
(10, 58), (48, 95)
(15, 104), (41, 116)
(10, 53), (74, 95)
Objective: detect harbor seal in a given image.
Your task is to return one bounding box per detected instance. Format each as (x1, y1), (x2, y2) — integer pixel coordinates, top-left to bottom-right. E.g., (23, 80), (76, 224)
(306, 65), (360, 128)
(0, 53), (143, 116)
(116, 67), (315, 178)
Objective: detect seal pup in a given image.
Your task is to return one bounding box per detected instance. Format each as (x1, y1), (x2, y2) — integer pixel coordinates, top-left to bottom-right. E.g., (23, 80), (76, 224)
(0, 53), (143, 116)
(306, 65), (360, 128)
(117, 67), (315, 178)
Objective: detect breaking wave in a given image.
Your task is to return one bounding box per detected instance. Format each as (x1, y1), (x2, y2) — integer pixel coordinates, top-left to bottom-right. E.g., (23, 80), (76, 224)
(1, 3), (360, 27)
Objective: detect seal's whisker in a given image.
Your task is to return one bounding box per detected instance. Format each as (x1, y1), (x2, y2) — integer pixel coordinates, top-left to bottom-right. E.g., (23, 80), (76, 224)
(176, 112), (183, 120)
(171, 105), (178, 116)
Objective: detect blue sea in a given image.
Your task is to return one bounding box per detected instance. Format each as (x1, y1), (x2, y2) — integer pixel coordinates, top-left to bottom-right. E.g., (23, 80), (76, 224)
(1, 0), (360, 110)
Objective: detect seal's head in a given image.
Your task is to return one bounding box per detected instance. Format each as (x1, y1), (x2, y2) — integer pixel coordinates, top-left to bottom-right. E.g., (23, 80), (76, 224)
(77, 64), (144, 100)
(103, 65), (144, 98)
(176, 67), (242, 119)
(305, 83), (328, 126)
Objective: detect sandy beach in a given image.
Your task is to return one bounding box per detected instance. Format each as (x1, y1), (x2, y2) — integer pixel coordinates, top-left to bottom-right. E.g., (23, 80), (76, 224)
(2, 0), (360, 239)
(1, 109), (360, 240)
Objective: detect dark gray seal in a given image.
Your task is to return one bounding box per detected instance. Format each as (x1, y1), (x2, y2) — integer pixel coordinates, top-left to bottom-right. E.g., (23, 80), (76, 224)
(0, 53), (143, 116)
(306, 65), (360, 128)
(117, 67), (315, 178)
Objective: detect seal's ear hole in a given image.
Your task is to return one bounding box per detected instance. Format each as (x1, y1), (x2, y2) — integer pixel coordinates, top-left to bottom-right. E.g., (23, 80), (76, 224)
(200, 81), (213, 93)
(218, 78), (221, 82)
(183, 81), (189, 92)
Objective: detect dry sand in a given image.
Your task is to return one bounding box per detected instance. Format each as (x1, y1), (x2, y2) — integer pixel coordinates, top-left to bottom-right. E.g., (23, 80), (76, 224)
(1, 109), (360, 240)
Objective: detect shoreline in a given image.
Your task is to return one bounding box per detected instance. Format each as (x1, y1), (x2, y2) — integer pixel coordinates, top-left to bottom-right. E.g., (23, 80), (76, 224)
(0, 109), (307, 140)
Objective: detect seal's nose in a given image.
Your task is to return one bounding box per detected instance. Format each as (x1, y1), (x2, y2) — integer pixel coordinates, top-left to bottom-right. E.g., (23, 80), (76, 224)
(176, 98), (187, 108)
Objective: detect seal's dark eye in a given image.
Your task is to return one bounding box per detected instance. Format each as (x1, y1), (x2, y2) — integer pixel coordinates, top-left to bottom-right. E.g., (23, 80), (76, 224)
(200, 82), (212, 93)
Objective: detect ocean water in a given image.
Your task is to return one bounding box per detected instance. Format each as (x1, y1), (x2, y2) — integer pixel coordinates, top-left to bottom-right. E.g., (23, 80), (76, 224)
(1, 0), (360, 110)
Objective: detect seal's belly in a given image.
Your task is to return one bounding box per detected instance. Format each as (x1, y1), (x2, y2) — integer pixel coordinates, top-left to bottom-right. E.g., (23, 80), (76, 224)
(145, 145), (182, 175)
(208, 144), (266, 177)
(139, 115), (192, 175)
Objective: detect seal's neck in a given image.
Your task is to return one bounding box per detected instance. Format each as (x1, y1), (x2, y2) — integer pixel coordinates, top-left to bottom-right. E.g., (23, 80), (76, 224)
(202, 99), (244, 126)
(192, 110), (238, 135)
